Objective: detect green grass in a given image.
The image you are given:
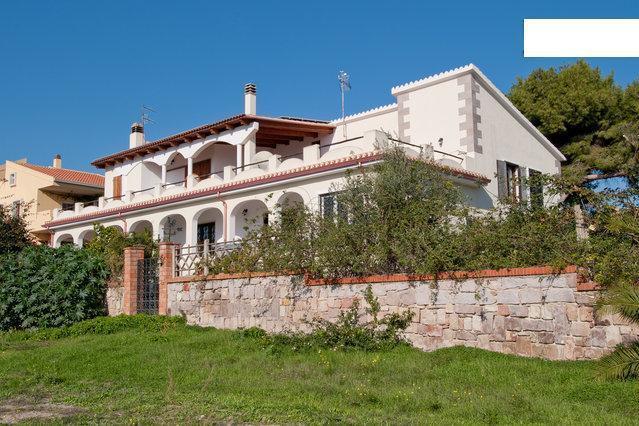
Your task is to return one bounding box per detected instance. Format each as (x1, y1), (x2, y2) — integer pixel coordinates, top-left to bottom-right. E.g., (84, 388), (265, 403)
(1, 317), (638, 424)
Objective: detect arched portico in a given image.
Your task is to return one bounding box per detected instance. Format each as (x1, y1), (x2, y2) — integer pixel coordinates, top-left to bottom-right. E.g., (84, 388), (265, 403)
(192, 207), (225, 245)
(77, 229), (96, 248)
(159, 214), (187, 245)
(54, 233), (74, 247)
(129, 219), (154, 236)
(231, 199), (269, 240)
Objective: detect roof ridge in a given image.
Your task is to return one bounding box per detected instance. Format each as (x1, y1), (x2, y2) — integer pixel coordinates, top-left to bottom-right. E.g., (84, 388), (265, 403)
(390, 64), (475, 94)
(330, 103), (398, 123)
(24, 163), (103, 177)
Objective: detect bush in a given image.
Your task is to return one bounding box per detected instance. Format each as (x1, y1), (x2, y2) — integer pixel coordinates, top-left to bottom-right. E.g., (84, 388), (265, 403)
(0, 201), (33, 255)
(0, 245), (109, 331)
(204, 148), (584, 278)
(242, 285), (414, 352)
(85, 223), (157, 280)
(0, 314), (186, 342)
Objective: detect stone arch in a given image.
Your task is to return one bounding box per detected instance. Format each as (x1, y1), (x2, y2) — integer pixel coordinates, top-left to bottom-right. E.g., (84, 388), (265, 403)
(231, 199), (269, 240)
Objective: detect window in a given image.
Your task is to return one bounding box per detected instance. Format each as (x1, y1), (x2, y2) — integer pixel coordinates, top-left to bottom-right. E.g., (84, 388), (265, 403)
(319, 192), (347, 219)
(61, 202), (75, 211)
(197, 222), (215, 244)
(497, 160), (526, 202)
(8, 173), (16, 187)
(505, 163), (520, 200)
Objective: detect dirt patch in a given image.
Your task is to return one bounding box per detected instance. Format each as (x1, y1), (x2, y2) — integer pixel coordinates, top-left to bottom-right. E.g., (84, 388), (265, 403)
(0, 397), (85, 424)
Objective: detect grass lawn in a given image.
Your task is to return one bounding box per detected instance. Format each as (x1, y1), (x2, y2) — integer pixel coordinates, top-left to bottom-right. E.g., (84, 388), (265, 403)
(1, 319), (638, 424)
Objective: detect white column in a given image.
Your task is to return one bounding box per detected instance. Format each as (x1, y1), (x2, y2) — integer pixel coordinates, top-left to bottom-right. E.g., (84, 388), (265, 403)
(243, 138), (256, 167)
(186, 157), (195, 188)
(161, 164), (167, 185)
(185, 215), (196, 246)
(236, 145), (243, 171)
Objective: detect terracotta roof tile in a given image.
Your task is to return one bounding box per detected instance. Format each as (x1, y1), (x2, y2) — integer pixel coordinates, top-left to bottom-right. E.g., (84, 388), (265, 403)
(22, 164), (104, 187)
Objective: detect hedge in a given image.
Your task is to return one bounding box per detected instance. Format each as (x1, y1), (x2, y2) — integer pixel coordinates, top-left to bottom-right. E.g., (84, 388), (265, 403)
(0, 245), (109, 331)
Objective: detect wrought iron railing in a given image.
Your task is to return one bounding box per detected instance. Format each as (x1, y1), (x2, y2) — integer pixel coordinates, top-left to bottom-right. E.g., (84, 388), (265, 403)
(174, 240), (240, 277)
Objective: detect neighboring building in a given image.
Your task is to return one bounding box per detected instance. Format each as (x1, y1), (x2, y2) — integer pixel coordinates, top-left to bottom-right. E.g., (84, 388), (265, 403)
(0, 155), (104, 244)
(45, 64), (565, 248)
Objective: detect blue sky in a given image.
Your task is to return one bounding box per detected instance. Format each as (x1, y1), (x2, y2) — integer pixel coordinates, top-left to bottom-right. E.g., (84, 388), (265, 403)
(1, 0), (638, 172)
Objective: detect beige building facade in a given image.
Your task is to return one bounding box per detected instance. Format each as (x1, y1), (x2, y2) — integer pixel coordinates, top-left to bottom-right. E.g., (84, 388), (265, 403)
(0, 156), (104, 244)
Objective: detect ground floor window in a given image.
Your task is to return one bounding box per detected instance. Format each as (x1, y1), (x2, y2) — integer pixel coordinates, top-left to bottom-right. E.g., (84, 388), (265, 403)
(319, 192), (347, 219)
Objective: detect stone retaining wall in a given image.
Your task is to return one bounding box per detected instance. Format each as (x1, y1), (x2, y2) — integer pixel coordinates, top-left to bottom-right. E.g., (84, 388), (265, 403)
(166, 270), (638, 360)
(106, 286), (124, 316)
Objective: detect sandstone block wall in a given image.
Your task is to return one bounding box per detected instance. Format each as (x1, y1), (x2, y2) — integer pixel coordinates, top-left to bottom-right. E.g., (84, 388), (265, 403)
(166, 272), (638, 360)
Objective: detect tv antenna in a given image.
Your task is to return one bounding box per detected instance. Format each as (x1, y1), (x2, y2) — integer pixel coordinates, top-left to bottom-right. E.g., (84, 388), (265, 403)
(338, 70), (350, 138)
(140, 105), (156, 140)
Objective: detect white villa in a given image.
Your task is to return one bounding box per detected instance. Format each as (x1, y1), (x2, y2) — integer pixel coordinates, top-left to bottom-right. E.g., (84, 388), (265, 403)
(46, 64), (565, 249)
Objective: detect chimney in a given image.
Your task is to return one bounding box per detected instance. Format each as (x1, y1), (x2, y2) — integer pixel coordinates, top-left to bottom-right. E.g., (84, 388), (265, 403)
(52, 154), (62, 169)
(244, 83), (256, 115)
(129, 122), (145, 149)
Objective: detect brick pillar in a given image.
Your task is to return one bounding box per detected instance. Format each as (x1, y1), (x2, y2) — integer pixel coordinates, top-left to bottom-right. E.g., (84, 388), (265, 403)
(122, 246), (145, 315)
(158, 242), (177, 315)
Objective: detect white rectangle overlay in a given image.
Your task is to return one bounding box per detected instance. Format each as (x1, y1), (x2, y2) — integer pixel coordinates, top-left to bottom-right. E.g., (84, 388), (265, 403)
(524, 19), (639, 57)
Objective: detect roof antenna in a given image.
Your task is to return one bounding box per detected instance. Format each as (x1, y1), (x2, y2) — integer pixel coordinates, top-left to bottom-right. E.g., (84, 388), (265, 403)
(140, 105), (156, 139)
(338, 70), (351, 139)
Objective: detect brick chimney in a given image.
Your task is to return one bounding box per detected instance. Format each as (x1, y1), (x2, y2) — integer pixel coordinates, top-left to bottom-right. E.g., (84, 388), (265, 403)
(244, 83), (256, 115)
(129, 122), (145, 149)
(52, 154), (62, 168)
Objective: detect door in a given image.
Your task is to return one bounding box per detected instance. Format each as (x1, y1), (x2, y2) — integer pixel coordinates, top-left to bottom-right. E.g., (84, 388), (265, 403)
(193, 160), (211, 180)
(197, 222), (215, 244)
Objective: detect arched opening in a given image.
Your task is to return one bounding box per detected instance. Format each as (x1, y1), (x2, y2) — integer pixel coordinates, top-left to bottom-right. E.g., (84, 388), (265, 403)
(54, 233), (74, 247)
(277, 191), (305, 211)
(231, 199), (269, 240)
(191, 142), (235, 182)
(78, 229), (96, 247)
(165, 152), (187, 189)
(193, 207), (224, 245)
(159, 214), (187, 245)
(127, 161), (162, 195)
(129, 220), (154, 240)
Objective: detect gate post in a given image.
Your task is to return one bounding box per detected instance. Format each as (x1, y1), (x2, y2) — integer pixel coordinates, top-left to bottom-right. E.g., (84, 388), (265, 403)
(123, 246), (145, 315)
(158, 242), (177, 315)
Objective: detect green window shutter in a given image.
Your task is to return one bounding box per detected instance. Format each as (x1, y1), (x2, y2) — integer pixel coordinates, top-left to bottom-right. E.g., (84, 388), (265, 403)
(496, 160), (507, 199)
(518, 166), (528, 204)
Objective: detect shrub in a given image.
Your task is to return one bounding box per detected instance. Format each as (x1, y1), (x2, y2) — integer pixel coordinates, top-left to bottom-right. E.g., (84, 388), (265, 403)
(0, 314), (186, 342)
(242, 285), (414, 352)
(204, 147), (584, 278)
(85, 223), (157, 280)
(0, 201), (33, 255)
(0, 245), (109, 331)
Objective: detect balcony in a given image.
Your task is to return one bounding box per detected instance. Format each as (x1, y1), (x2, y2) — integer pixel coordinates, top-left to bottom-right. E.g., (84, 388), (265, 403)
(50, 130), (473, 222)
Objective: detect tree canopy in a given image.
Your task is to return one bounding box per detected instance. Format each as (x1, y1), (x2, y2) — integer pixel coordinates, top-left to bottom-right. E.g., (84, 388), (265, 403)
(508, 60), (639, 182)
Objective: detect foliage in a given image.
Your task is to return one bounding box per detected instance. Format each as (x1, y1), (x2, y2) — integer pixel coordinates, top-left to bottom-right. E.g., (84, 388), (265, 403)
(0, 314), (185, 342)
(204, 148), (584, 278)
(2, 325), (639, 423)
(84, 223), (157, 279)
(0, 245), (109, 331)
(508, 60), (639, 180)
(243, 285), (414, 352)
(0, 201), (33, 255)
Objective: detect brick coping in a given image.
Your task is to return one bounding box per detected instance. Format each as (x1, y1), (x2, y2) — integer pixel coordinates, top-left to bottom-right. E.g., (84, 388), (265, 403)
(166, 265), (597, 290)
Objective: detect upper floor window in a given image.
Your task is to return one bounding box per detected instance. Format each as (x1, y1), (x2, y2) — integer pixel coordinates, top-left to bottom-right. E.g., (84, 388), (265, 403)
(8, 172), (16, 187)
(497, 160), (524, 202)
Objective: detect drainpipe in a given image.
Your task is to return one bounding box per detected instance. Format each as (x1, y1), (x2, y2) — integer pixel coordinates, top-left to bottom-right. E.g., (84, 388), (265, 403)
(118, 212), (128, 234)
(217, 191), (228, 243)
